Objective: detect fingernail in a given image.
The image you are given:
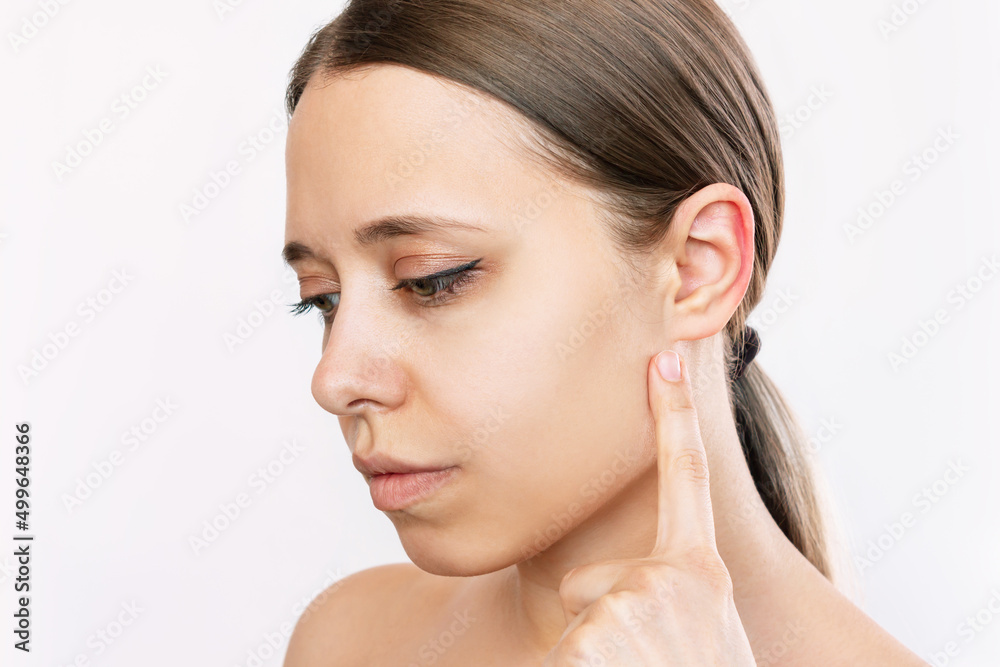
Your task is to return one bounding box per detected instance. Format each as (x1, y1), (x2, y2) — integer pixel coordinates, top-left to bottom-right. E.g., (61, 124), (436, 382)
(655, 350), (681, 382)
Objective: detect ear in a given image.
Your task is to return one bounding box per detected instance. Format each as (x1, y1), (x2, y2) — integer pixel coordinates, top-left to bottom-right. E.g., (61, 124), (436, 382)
(658, 183), (755, 342)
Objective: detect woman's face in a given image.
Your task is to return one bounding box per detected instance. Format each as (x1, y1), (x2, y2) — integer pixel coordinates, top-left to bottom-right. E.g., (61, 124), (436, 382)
(285, 64), (664, 575)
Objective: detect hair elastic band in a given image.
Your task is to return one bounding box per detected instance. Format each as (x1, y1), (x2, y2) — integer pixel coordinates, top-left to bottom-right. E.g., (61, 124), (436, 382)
(730, 325), (761, 381)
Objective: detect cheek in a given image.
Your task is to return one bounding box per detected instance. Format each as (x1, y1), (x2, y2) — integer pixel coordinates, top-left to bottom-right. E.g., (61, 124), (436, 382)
(495, 322), (654, 525)
(420, 269), (654, 531)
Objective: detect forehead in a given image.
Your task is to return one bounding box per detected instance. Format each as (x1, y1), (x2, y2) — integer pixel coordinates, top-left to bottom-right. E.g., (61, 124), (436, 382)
(284, 64), (559, 244)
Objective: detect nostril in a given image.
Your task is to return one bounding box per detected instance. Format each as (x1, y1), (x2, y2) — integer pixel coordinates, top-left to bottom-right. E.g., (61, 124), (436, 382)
(347, 398), (379, 412)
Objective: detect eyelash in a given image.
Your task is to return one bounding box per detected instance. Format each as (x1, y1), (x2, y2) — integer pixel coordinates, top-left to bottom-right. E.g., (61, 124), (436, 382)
(288, 258), (483, 325)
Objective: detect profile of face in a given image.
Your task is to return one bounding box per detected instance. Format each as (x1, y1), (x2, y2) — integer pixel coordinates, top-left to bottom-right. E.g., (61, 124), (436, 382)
(285, 64), (681, 577)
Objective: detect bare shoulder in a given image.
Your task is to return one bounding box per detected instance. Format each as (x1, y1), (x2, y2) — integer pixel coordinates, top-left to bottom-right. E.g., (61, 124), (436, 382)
(283, 562), (440, 667)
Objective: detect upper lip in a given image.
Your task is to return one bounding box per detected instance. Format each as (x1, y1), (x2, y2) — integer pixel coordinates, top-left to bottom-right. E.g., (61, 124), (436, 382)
(352, 451), (454, 481)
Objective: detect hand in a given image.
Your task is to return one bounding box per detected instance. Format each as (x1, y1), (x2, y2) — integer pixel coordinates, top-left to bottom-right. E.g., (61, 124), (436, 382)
(543, 349), (756, 666)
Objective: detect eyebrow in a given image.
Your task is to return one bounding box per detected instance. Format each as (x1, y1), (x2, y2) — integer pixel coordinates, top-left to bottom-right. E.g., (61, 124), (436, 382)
(282, 215), (487, 265)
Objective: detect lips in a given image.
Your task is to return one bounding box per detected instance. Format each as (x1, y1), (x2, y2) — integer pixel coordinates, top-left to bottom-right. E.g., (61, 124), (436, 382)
(367, 467), (459, 511)
(352, 451), (453, 480)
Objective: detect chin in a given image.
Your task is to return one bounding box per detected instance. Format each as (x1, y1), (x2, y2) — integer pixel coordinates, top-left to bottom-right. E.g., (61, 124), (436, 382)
(393, 521), (520, 577)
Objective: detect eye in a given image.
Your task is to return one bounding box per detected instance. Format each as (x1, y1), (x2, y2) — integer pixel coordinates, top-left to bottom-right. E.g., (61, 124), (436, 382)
(288, 258), (483, 324)
(391, 258), (483, 304)
(289, 293), (340, 323)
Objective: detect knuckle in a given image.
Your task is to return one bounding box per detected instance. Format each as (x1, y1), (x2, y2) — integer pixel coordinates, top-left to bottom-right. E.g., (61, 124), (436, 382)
(555, 630), (595, 664)
(625, 563), (680, 608)
(623, 562), (671, 593)
(558, 565), (587, 598)
(590, 590), (635, 621)
(558, 568), (578, 595)
(683, 546), (733, 593)
(670, 448), (710, 481)
(665, 390), (695, 411)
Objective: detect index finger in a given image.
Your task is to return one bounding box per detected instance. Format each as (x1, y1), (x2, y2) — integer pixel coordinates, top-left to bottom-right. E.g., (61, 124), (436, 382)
(648, 349), (718, 556)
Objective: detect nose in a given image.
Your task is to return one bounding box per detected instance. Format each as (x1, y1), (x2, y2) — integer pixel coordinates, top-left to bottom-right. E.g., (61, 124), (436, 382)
(310, 291), (408, 417)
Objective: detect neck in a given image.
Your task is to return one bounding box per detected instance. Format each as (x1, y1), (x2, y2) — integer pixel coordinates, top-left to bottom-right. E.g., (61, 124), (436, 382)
(493, 356), (823, 658)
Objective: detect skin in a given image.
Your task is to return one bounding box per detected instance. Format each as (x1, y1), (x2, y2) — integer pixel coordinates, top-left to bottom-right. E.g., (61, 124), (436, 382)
(282, 64), (928, 665)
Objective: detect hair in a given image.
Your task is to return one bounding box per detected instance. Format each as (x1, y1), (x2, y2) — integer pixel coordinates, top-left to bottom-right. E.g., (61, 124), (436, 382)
(285, 0), (852, 590)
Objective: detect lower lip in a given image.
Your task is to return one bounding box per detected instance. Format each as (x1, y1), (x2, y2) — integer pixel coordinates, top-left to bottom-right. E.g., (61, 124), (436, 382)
(368, 467), (458, 511)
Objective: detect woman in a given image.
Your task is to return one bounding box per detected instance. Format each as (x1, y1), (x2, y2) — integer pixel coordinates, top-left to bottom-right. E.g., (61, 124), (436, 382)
(280, 0), (927, 664)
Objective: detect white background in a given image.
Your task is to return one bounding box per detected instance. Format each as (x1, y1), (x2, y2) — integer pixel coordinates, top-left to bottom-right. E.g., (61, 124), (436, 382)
(1, 0), (998, 665)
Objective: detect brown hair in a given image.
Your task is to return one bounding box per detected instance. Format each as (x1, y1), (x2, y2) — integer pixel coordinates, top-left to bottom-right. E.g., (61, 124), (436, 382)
(285, 0), (844, 585)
